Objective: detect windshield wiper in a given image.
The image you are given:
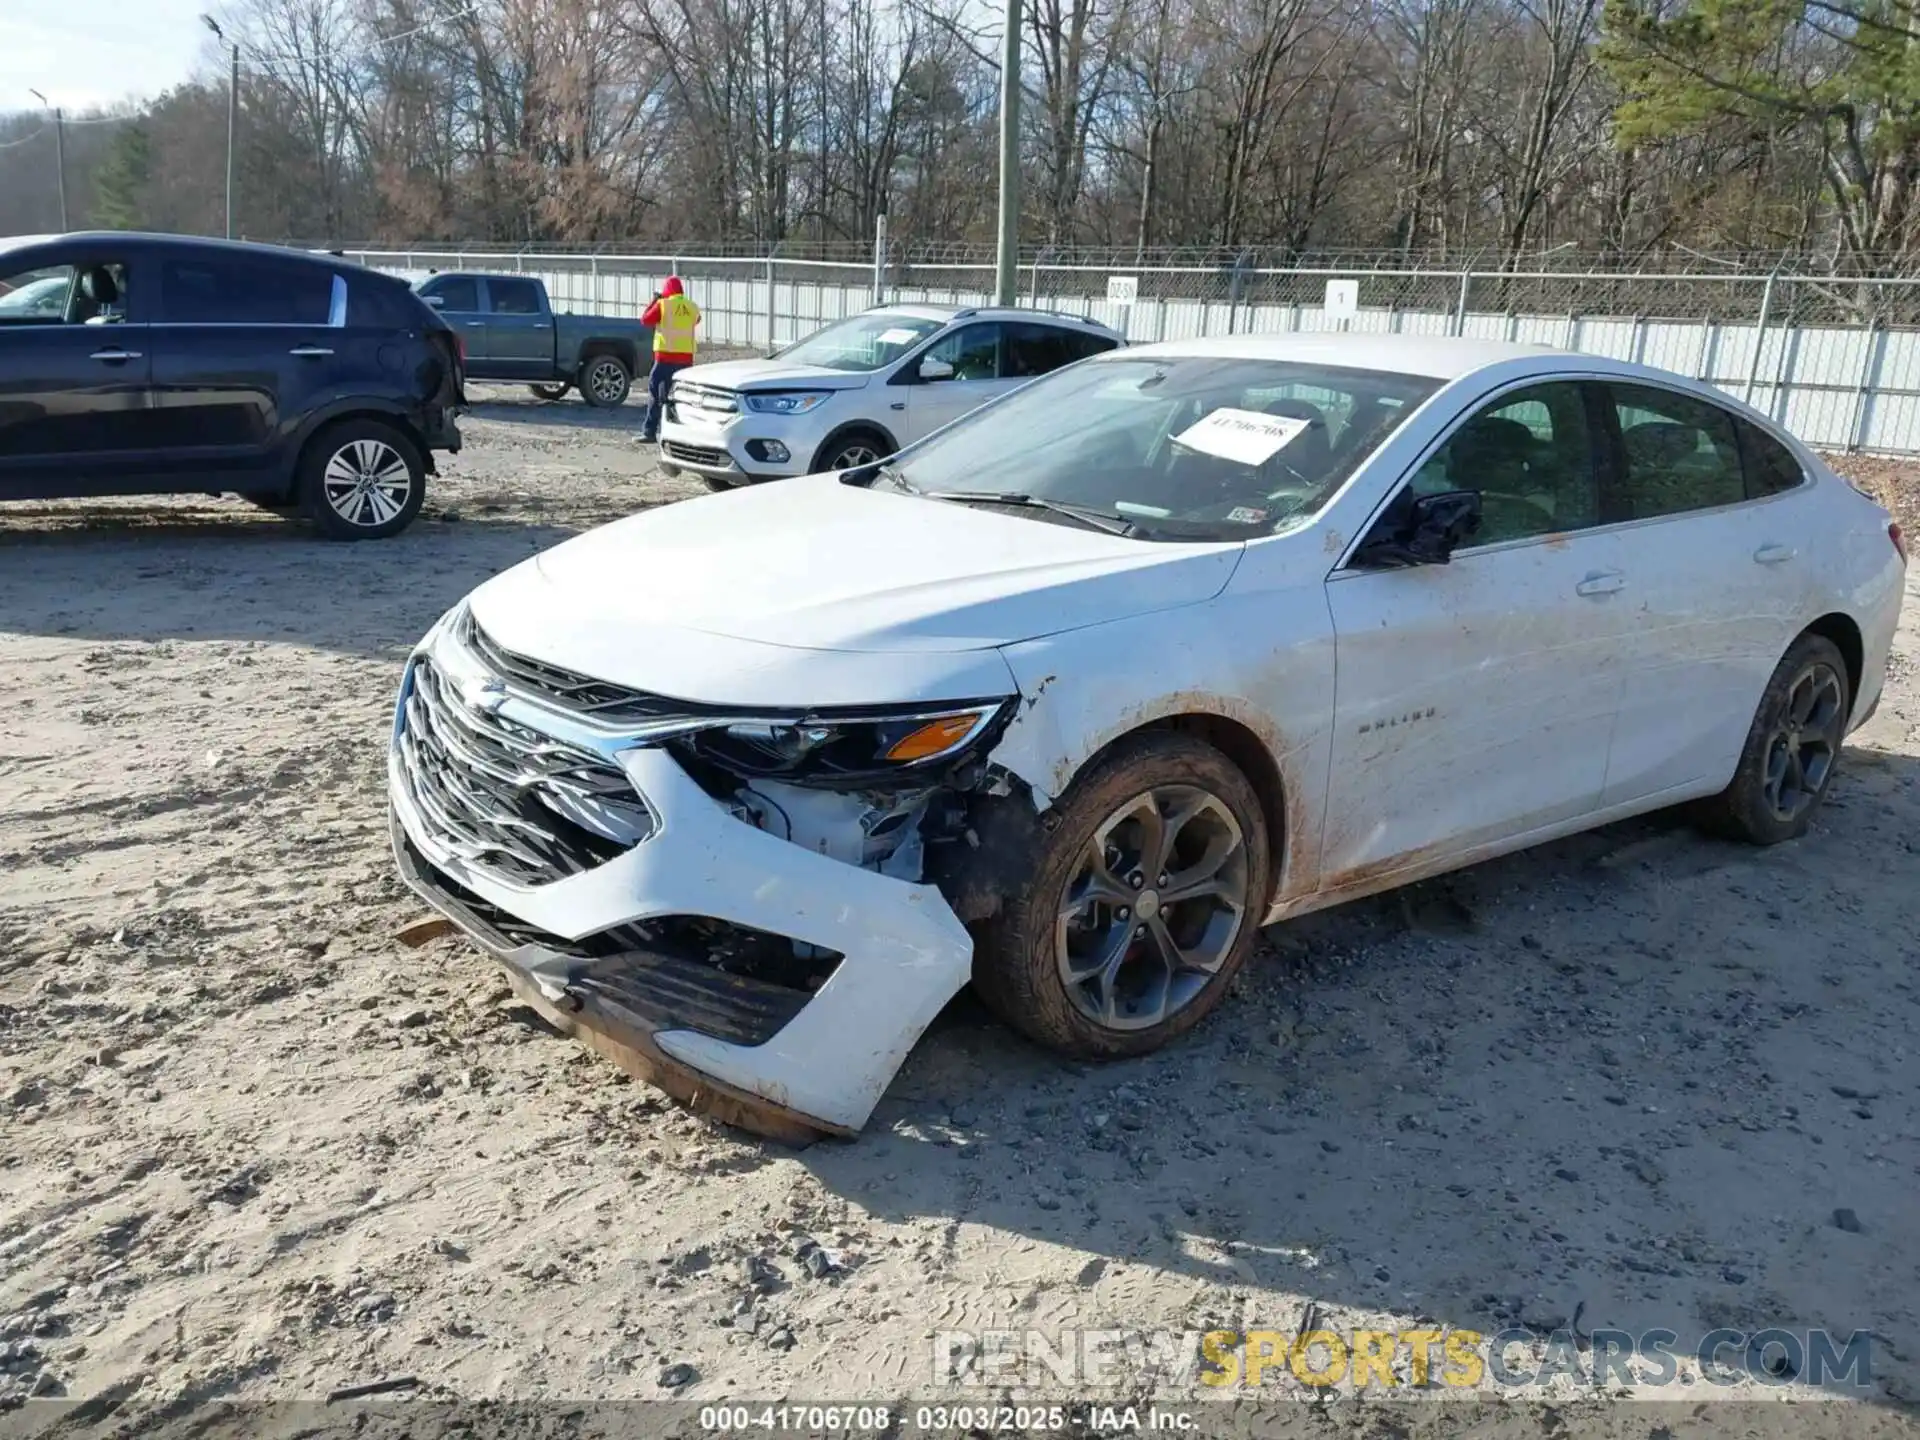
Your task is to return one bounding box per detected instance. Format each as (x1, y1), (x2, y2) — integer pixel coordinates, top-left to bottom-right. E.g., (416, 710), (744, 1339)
(922, 490), (1140, 537)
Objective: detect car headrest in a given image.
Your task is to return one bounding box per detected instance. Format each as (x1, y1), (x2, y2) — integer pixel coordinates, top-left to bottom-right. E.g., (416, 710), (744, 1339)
(1622, 421), (1702, 469)
(81, 266), (119, 305)
(1448, 415), (1534, 477)
(1257, 397), (1331, 471)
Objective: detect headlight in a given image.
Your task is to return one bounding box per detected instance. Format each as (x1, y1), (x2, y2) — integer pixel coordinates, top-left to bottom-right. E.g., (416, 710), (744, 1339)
(743, 391), (831, 415)
(685, 701), (1011, 786)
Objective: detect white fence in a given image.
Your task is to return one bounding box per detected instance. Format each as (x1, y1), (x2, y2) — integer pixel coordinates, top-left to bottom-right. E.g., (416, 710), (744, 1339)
(348, 247), (1920, 456)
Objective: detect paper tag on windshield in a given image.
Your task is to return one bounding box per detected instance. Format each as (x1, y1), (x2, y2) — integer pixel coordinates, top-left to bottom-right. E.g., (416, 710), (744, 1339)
(1172, 408), (1309, 467)
(877, 328), (920, 345)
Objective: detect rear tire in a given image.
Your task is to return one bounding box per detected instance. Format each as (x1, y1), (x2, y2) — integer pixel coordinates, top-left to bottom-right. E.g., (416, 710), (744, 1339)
(579, 355), (632, 407)
(973, 732), (1272, 1059)
(702, 476), (733, 492)
(811, 427), (891, 473)
(1694, 633), (1851, 845)
(529, 382), (570, 401)
(299, 419), (426, 541)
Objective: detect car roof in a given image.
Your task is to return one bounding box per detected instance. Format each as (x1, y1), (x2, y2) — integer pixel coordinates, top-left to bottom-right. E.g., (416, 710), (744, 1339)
(871, 302), (1121, 336)
(1116, 333), (1571, 380)
(0, 231), (358, 272)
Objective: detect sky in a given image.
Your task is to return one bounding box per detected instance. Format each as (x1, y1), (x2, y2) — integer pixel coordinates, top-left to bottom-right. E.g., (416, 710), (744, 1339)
(0, 0), (212, 113)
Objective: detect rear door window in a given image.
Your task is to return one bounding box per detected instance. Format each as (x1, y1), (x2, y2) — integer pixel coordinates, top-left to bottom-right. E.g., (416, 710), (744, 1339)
(1738, 420), (1806, 499)
(1603, 383), (1747, 519)
(161, 257), (333, 325)
(487, 278), (544, 315)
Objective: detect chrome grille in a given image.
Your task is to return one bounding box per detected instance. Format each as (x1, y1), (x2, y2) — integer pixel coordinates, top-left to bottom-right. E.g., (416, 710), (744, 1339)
(396, 657), (653, 887)
(662, 440), (733, 470)
(463, 613), (715, 725)
(671, 382), (737, 413)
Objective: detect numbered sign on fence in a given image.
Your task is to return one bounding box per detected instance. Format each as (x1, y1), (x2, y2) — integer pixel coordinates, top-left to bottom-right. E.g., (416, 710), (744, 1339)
(1325, 278), (1359, 320)
(1107, 275), (1139, 307)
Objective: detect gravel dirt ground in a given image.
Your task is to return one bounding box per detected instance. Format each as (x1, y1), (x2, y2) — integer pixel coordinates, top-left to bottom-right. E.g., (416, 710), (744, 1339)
(2, 391), (1919, 1428)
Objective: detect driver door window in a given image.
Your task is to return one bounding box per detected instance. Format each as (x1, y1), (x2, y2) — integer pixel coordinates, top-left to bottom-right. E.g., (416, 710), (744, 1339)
(1406, 382), (1601, 547)
(903, 323), (1011, 442)
(0, 262), (129, 325)
(921, 323), (1002, 381)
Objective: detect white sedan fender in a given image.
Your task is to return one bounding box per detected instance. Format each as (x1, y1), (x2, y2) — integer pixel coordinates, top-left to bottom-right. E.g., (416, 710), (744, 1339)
(985, 534), (1342, 916)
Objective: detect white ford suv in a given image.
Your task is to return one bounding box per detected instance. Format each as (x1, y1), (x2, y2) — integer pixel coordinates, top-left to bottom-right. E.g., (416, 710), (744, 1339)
(656, 304), (1123, 485)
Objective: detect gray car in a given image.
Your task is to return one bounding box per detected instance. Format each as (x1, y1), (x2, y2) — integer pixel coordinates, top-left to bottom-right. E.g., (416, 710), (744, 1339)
(413, 273), (652, 407)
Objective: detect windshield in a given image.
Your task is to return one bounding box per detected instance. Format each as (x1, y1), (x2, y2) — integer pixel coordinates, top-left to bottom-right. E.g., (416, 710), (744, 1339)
(883, 355), (1441, 541)
(776, 312), (946, 372)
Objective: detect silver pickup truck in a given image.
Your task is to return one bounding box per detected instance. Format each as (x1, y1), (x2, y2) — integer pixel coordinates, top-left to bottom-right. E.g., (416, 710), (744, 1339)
(413, 272), (652, 407)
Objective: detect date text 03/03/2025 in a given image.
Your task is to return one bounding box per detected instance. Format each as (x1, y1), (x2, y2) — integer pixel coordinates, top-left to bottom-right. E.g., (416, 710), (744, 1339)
(698, 1404), (1198, 1432)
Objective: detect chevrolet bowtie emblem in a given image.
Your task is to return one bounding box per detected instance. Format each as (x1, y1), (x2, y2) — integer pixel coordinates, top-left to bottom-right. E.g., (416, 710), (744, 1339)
(463, 676), (508, 712)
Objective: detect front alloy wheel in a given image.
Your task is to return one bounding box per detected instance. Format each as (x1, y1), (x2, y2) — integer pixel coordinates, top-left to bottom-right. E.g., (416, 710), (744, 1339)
(1057, 786), (1250, 1030)
(972, 732), (1272, 1058)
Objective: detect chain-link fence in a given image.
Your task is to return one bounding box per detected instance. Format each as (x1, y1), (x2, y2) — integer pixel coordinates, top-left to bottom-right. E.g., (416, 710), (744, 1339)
(342, 244), (1920, 455)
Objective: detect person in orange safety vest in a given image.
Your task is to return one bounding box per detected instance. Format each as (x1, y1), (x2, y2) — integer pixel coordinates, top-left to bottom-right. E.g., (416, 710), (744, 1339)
(640, 275), (701, 441)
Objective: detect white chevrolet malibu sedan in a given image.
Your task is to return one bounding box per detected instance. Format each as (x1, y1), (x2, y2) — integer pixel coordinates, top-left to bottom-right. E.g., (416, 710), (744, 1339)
(388, 335), (1906, 1139)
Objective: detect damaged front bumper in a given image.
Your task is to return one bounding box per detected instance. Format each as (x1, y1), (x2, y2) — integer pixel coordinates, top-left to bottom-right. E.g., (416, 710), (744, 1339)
(385, 614), (976, 1139)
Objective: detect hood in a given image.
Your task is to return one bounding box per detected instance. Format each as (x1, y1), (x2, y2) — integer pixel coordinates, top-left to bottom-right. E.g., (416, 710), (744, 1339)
(674, 357), (875, 393)
(502, 475), (1242, 662)
(662, 274), (684, 297)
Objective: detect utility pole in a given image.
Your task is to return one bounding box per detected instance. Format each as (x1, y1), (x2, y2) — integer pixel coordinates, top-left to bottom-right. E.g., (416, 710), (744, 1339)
(28, 90), (66, 231)
(992, 0), (1021, 305)
(203, 15), (238, 238)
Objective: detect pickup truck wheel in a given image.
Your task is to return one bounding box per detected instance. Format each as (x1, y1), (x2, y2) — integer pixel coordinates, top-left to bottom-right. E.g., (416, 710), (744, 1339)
(972, 732), (1272, 1059)
(529, 382), (570, 401)
(300, 419), (426, 541)
(580, 355), (631, 407)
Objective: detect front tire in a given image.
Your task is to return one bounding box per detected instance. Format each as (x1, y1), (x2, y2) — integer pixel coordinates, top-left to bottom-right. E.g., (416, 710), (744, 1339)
(973, 732), (1272, 1058)
(579, 355), (631, 407)
(812, 428), (890, 473)
(1696, 633), (1851, 844)
(299, 419), (426, 541)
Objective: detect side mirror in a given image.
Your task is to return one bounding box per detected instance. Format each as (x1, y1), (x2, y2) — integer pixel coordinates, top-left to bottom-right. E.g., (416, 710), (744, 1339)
(422, 294), (445, 309)
(1352, 489), (1482, 568)
(918, 356), (955, 382)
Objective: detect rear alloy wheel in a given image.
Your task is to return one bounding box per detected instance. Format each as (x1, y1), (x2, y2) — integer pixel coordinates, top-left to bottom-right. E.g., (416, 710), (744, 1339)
(580, 355), (631, 407)
(1696, 633), (1851, 844)
(300, 420), (426, 541)
(973, 732), (1272, 1058)
(529, 382), (570, 401)
(814, 429), (889, 473)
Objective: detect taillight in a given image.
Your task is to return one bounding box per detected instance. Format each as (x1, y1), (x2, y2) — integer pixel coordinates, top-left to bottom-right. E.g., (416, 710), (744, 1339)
(1892, 521), (1908, 565)
(454, 332), (466, 363)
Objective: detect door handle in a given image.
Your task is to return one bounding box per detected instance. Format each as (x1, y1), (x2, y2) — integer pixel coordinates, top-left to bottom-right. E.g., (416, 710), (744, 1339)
(890, 401), (905, 411)
(1754, 543), (1797, 565)
(1575, 570), (1626, 597)
(90, 348), (142, 362)
(289, 345), (335, 358)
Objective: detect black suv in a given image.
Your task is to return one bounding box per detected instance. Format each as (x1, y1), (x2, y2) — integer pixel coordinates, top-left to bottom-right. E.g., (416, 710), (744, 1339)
(0, 233), (464, 539)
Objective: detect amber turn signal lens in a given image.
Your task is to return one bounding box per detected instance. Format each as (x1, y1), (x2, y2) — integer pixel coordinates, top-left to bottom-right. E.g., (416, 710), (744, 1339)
(883, 713), (982, 762)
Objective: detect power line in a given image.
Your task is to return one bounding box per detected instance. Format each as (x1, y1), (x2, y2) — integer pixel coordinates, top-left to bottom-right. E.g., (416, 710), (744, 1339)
(0, 128), (48, 149)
